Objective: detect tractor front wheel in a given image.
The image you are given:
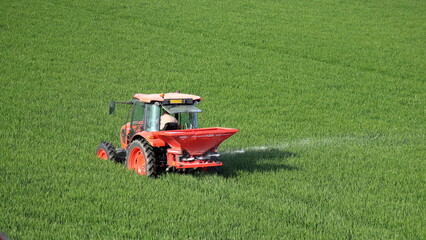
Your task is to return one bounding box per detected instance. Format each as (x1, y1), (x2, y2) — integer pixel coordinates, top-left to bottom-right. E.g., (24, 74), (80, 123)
(126, 139), (157, 178)
(96, 142), (117, 162)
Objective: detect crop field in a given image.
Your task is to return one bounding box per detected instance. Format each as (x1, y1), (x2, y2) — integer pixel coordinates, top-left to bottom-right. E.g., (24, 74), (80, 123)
(1, 0), (425, 239)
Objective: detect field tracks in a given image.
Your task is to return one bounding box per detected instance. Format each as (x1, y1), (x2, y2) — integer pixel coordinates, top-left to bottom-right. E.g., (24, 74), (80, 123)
(223, 135), (382, 154)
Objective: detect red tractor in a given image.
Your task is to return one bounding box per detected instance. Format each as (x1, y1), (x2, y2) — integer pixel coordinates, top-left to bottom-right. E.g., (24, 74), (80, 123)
(96, 92), (238, 177)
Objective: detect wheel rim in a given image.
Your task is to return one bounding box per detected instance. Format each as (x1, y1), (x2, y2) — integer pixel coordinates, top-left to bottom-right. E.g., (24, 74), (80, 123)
(97, 149), (108, 160)
(129, 147), (146, 175)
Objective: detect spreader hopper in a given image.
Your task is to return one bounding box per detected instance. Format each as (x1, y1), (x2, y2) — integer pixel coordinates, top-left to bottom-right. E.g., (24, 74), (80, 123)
(152, 128), (238, 156)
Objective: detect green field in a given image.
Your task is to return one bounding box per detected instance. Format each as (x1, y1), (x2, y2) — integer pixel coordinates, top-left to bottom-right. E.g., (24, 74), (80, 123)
(1, 0), (425, 239)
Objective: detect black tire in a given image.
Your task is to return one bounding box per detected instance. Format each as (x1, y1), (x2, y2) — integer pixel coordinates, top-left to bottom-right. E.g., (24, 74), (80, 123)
(126, 139), (157, 178)
(96, 142), (117, 162)
(207, 156), (222, 175)
(115, 148), (126, 164)
(206, 166), (222, 175)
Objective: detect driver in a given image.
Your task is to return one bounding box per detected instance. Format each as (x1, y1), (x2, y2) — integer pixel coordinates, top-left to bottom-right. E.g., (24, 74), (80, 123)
(160, 111), (178, 130)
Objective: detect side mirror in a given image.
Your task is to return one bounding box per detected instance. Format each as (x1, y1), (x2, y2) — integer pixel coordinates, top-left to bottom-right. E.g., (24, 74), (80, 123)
(109, 101), (115, 115)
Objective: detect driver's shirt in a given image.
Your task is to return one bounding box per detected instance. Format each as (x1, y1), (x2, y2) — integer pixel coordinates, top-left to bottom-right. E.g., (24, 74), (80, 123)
(160, 114), (178, 130)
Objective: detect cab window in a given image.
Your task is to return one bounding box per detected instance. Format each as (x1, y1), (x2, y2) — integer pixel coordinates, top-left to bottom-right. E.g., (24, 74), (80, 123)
(131, 101), (144, 131)
(145, 103), (161, 132)
(178, 112), (198, 129)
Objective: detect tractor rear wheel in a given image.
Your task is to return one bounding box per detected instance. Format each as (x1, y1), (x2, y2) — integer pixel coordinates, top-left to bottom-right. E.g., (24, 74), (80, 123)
(96, 142), (117, 162)
(126, 139), (157, 178)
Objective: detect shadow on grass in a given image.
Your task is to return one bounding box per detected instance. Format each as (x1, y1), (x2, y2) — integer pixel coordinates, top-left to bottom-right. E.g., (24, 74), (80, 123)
(218, 148), (299, 178)
(156, 148), (298, 179)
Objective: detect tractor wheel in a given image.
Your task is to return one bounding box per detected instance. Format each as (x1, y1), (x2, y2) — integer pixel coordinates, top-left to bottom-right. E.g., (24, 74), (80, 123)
(96, 142), (117, 161)
(115, 148), (126, 164)
(126, 139), (157, 178)
(201, 166), (222, 175)
(205, 156), (222, 175)
(210, 166), (223, 175)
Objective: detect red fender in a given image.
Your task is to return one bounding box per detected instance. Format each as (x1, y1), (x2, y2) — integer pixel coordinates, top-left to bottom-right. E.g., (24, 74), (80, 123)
(132, 132), (167, 147)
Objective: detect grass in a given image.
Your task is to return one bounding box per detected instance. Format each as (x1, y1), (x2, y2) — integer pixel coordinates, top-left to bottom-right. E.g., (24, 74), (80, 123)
(1, 0), (425, 239)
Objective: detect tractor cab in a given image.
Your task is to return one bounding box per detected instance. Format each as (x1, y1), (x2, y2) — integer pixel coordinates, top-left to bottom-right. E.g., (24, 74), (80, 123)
(109, 93), (203, 148)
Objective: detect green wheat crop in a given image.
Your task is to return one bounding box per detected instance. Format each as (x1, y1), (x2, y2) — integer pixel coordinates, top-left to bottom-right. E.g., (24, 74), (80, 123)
(1, 0), (424, 239)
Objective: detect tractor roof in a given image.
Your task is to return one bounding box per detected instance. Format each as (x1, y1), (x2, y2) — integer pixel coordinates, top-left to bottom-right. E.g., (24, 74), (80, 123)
(133, 93), (201, 103)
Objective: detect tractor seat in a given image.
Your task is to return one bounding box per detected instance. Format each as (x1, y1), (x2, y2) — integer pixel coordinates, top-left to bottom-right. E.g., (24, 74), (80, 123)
(162, 122), (180, 131)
